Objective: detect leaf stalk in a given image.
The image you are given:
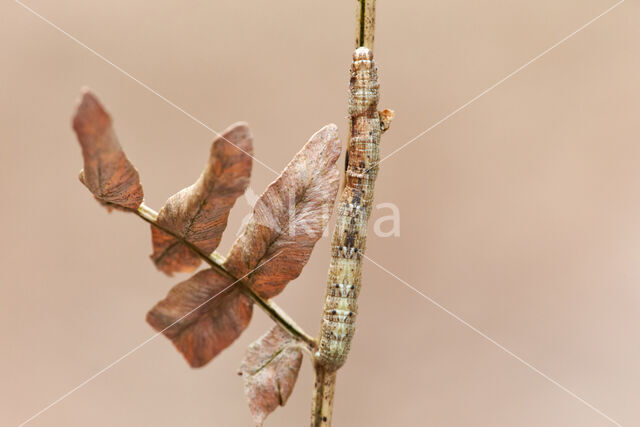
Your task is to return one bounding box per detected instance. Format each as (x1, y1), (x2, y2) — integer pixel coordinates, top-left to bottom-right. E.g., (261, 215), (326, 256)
(135, 202), (316, 350)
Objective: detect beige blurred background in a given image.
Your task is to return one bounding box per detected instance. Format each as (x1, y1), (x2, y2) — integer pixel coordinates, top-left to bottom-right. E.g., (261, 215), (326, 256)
(1, 0), (639, 426)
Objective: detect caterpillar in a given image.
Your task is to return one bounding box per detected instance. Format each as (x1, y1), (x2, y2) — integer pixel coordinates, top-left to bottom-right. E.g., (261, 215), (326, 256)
(317, 47), (392, 371)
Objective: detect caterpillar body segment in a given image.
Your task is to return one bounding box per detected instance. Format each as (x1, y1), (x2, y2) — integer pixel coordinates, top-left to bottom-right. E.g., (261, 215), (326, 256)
(317, 47), (391, 370)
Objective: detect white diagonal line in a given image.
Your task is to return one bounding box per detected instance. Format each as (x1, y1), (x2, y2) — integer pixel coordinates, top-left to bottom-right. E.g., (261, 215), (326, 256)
(14, 0), (280, 176)
(17, 253), (280, 427)
(363, 253), (622, 426)
(14, 0), (627, 425)
(374, 0), (625, 169)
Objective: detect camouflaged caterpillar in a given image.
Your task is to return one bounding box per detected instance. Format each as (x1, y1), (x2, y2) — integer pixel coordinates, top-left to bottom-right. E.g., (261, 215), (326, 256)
(317, 47), (392, 370)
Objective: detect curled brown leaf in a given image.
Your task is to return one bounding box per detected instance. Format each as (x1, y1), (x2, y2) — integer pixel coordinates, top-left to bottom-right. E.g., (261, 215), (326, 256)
(73, 90), (144, 211)
(146, 269), (253, 367)
(224, 124), (341, 298)
(239, 326), (303, 426)
(379, 108), (395, 133)
(151, 124), (253, 275)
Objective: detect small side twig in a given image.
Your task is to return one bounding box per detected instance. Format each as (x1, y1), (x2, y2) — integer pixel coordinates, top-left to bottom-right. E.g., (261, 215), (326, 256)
(135, 203), (316, 350)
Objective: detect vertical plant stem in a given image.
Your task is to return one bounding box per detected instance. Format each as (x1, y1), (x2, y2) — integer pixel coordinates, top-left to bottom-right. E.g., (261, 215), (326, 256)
(355, 0), (376, 50)
(310, 1), (379, 426)
(311, 364), (337, 427)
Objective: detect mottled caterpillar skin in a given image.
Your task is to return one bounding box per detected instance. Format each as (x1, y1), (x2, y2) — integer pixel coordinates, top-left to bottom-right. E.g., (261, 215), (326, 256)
(317, 47), (383, 370)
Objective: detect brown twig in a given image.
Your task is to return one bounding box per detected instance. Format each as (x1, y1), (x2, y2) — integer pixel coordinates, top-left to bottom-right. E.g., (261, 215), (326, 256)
(135, 202), (316, 350)
(310, 363), (337, 427)
(355, 0), (376, 50)
(311, 1), (383, 425)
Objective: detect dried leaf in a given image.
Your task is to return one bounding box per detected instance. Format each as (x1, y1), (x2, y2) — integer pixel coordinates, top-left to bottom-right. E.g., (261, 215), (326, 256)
(73, 90), (144, 211)
(224, 124), (341, 298)
(379, 108), (395, 133)
(239, 326), (303, 426)
(146, 269), (252, 367)
(151, 124), (253, 275)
